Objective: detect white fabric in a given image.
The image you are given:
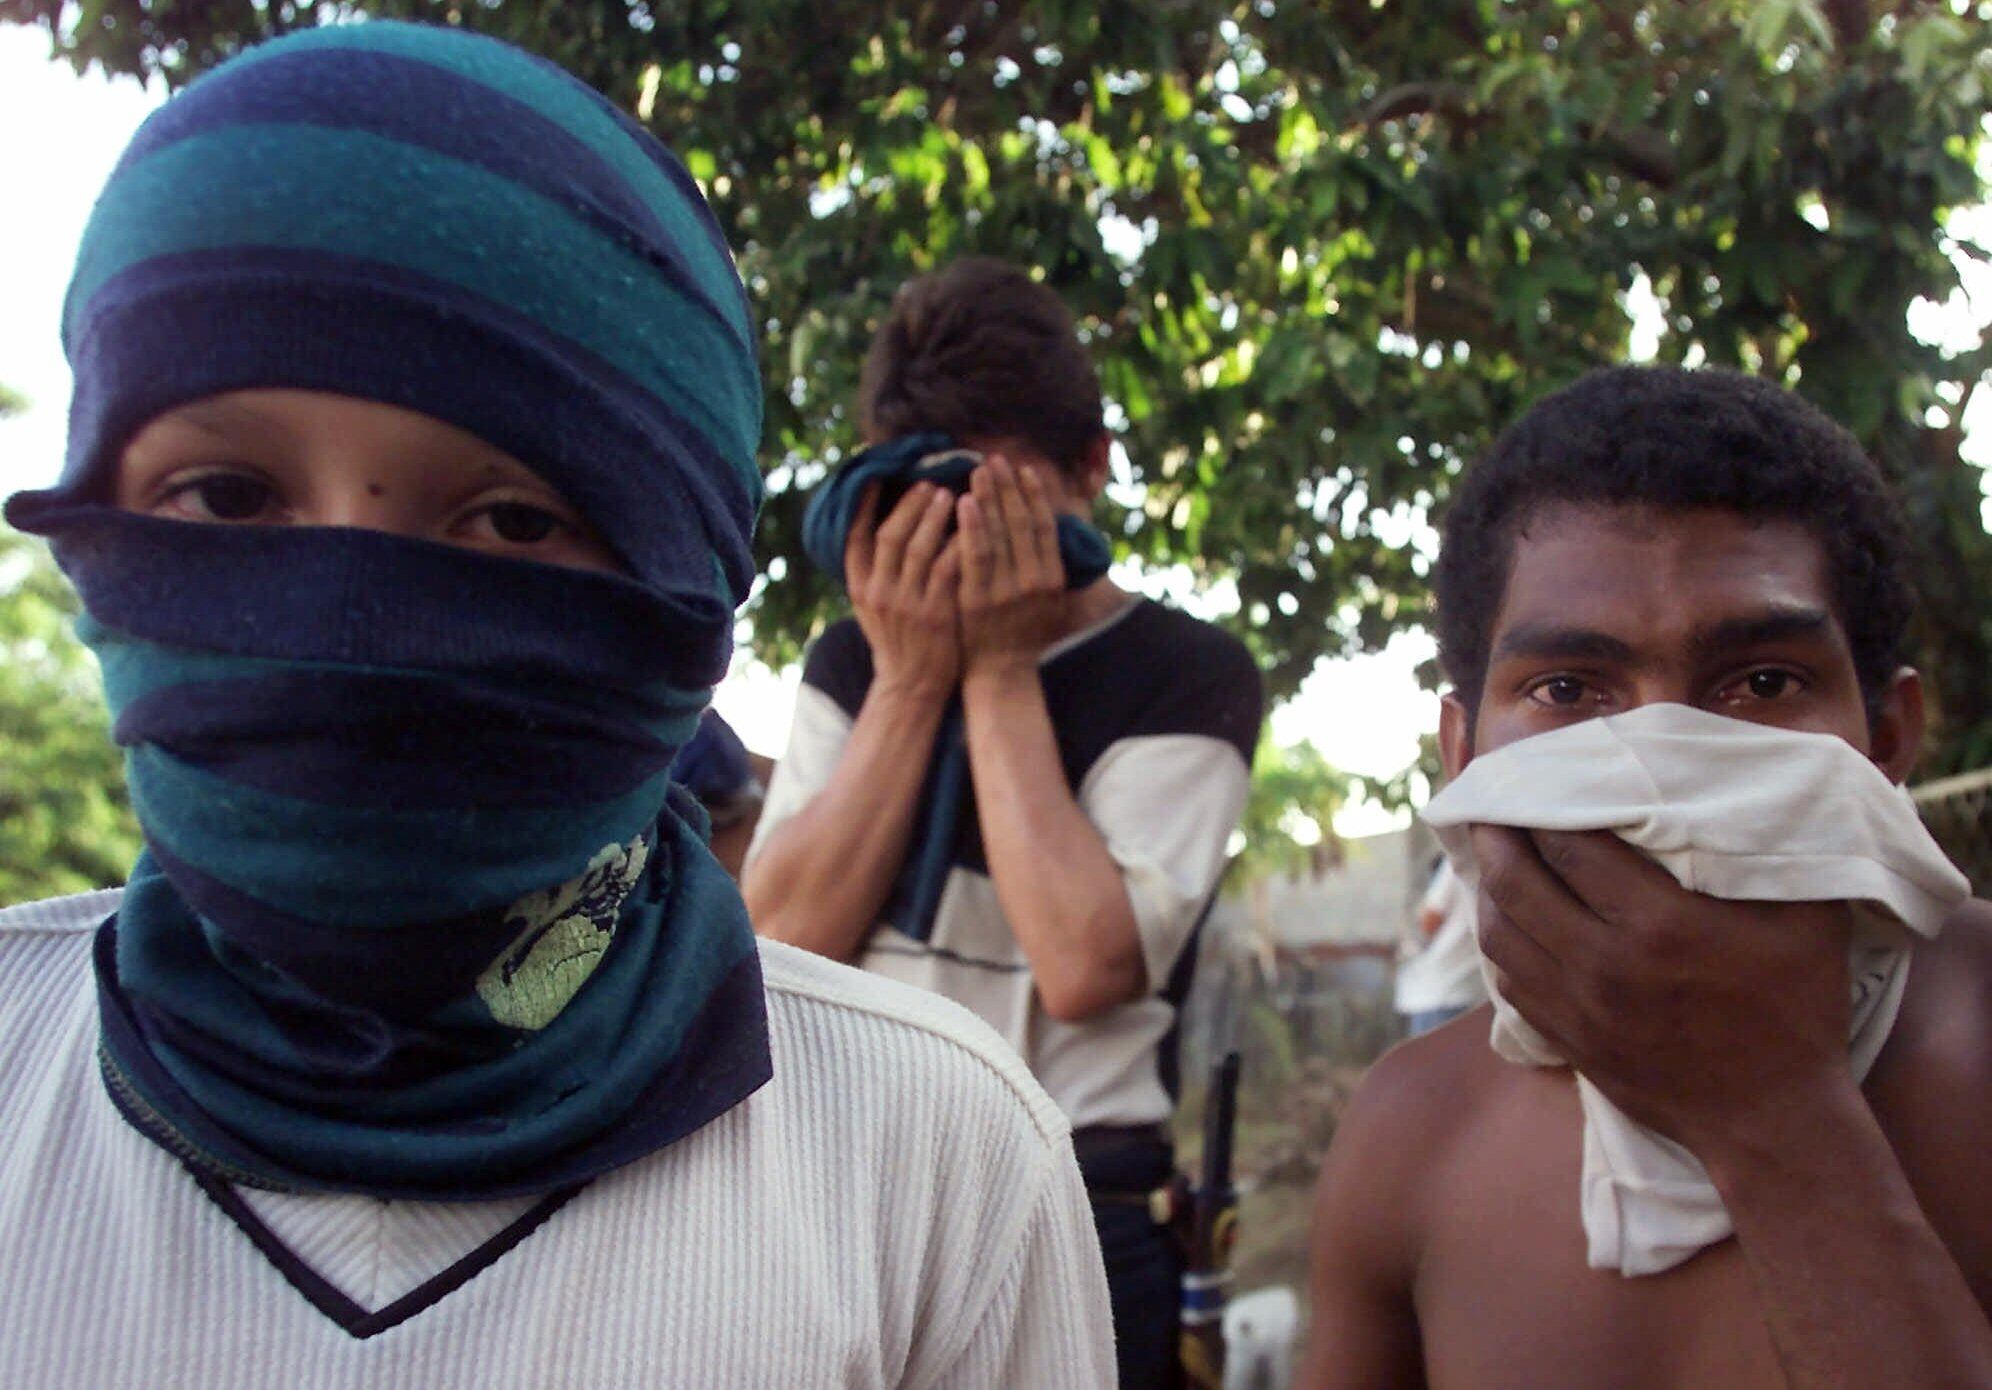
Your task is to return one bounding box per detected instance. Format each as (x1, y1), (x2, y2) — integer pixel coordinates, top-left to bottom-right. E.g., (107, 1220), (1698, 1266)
(0, 891), (1115, 1389)
(1077, 732), (1249, 997)
(747, 662), (1249, 1131)
(1422, 703), (1970, 1277)
(1392, 859), (1485, 1015)
(752, 683), (855, 841)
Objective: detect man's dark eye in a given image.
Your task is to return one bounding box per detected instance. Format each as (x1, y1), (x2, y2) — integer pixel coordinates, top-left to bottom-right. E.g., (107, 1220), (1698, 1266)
(487, 503), (559, 543)
(1540, 676), (1586, 705)
(1746, 670), (1794, 699)
(193, 475), (272, 520)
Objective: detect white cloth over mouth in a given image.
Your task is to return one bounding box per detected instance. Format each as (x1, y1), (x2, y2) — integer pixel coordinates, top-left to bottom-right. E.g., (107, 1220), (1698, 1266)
(1422, 703), (1970, 1277)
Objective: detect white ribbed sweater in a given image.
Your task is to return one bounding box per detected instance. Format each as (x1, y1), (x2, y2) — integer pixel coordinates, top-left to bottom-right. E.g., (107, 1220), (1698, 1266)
(0, 891), (1115, 1388)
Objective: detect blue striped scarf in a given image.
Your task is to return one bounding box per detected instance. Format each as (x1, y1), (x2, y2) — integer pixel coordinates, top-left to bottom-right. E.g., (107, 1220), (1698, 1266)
(6, 23), (772, 1196)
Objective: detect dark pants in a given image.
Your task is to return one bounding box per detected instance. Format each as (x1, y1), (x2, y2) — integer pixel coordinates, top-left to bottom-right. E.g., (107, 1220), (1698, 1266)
(1078, 1127), (1185, 1390)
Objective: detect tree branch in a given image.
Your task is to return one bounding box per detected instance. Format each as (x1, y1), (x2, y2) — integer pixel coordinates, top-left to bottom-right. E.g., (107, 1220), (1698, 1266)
(1593, 125), (1678, 187)
(1822, 0), (1871, 49)
(1357, 80), (1474, 128)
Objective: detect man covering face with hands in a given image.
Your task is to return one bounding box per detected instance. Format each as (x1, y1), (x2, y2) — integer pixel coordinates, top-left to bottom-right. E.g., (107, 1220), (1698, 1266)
(747, 258), (1263, 1389)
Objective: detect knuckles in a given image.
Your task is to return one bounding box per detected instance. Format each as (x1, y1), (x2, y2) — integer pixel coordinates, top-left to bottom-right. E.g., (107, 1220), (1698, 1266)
(1477, 840), (1524, 908)
(1534, 831), (1584, 881)
(1621, 911), (1687, 968)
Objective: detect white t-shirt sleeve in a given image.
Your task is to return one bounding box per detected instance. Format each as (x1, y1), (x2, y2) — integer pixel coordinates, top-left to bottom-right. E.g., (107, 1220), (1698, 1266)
(1420, 859), (1461, 920)
(742, 682), (854, 871)
(918, 1142), (1116, 1389)
(1078, 733), (1252, 993)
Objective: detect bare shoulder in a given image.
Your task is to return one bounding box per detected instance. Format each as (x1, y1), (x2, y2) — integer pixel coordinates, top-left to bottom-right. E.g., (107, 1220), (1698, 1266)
(1299, 1009), (1508, 1389)
(1344, 1006), (1508, 1144)
(1885, 897), (1992, 1084)
(1872, 899), (1992, 1307)
(1311, 1006), (1506, 1267)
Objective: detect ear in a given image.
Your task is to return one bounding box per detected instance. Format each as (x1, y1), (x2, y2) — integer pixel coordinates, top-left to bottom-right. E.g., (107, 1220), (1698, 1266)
(1078, 432), (1112, 503)
(1867, 667), (1926, 785)
(1439, 692), (1474, 780)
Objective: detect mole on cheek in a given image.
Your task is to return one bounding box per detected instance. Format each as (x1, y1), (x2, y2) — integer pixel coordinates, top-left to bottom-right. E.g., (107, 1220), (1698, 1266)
(366, 483), (385, 498)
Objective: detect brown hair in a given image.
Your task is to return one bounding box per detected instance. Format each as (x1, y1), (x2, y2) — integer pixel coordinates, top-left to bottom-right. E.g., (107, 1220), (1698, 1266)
(859, 257), (1105, 476)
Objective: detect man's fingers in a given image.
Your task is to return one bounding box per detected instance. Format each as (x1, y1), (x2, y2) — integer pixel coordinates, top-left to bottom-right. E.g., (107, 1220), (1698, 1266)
(871, 482), (935, 583)
(1527, 829), (1677, 930)
(846, 484), (880, 587)
(1477, 892), (1560, 999)
(968, 467), (1012, 584)
(1016, 464), (1061, 582)
(926, 538), (962, 605)
(989, 459), (1045, 589)
(897, 487), (956, 594)
(958, 493), (993, 597)
(988, 458), (1035, 561)
(1485, 961), (1578, 1059)
(1471, 824), (1601, 968)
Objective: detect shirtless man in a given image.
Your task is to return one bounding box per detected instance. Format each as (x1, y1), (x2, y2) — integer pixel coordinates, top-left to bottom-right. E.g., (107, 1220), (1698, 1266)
(1301, 366), (1992, 1390)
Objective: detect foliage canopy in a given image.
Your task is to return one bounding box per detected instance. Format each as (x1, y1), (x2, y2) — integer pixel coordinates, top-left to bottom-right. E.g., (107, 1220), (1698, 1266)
(6, 0), (1992, 773)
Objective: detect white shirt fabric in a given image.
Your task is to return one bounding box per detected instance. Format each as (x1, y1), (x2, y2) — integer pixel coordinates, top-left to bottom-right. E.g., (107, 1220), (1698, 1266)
(1392, 858), (1486, 1015)
(0, 890), (1116, 1388)
(1422, 703), (1970, 1276)
(748, 601), (1256, 1129)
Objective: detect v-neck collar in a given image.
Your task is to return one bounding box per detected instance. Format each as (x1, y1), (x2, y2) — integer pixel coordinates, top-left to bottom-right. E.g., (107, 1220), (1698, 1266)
(188, 1166), (583, 1339)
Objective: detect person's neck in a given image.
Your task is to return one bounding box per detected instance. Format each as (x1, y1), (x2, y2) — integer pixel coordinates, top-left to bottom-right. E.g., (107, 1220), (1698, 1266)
(1059, 578), (1133, 641)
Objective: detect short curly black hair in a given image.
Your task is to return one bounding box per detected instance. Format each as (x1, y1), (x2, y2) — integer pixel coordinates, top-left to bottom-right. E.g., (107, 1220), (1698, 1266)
(1433, 366), (1914, 711)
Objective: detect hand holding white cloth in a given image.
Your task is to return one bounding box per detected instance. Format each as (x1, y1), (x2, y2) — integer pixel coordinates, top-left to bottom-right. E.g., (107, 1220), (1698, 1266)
(1422, 703), (1969, 1276)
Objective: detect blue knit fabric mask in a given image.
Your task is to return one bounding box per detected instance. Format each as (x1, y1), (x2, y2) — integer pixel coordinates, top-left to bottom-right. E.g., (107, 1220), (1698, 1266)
(69, 524), (768, 1197)
(5, 23), (771, 1197)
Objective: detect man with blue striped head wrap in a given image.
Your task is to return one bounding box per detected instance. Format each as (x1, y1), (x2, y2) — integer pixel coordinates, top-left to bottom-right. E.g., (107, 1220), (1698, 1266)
(0, 24), (1112, 1386)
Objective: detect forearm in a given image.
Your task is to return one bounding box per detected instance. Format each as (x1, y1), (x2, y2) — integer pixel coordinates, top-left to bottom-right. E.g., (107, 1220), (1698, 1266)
(1704, 1075), (1992, 1390)
(962, 661), (1144, 1020)
(743, 682), (948, 961)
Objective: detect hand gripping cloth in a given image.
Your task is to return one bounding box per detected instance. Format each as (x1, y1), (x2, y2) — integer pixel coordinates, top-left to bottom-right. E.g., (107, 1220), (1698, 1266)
(1422, 703), (1969, 1275)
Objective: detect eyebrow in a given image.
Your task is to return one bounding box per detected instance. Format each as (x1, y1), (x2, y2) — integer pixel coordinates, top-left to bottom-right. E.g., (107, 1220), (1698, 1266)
(1686, 606), (1835, 661)
(1488, 623), (1636, 665)
(1490, 605), (1837, 667)
(172, 399), (285, 438)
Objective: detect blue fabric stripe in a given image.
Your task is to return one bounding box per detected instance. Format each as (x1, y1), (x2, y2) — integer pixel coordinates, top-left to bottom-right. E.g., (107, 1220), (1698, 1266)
(128, 747), (674, 927)
(140, 840), (521, 1028)
(86, 616), (706, 736)
(40, 251), (759, 606)
(68, 125), (759, 473)
(98, 831), (773, 1198)
(148, 842), (755, 1124)
(35, 510), (729, 692)
(113, 672), (685, 810)
(191, 22), (748, 340)
(108, 47), (749, 346)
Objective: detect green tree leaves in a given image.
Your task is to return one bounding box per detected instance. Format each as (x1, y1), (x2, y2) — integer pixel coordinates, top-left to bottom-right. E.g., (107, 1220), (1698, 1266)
(0, 522), (140, 901)
(1234, 735), (1350, 887)
(7, 0), (1989, 769)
